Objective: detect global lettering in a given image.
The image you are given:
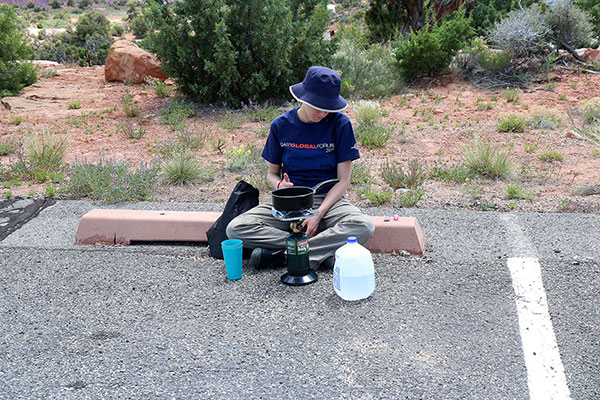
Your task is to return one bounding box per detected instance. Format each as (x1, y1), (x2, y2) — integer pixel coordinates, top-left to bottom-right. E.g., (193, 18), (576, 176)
(280, 142), (335, 151)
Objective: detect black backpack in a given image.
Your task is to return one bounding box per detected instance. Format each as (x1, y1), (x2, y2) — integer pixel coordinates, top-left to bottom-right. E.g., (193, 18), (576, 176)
(206, 180), (259, 259)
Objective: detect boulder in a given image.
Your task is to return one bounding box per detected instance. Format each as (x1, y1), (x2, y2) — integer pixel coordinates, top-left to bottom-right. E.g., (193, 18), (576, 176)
(104, 40), (168, 84)
(581, 48), (600, 63)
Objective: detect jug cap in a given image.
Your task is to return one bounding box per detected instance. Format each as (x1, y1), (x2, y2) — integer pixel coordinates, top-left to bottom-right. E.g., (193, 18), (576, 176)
(347, 236), (357, 243)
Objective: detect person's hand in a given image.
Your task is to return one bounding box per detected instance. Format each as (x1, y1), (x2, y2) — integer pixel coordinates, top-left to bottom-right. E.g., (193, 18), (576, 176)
(301, 214), (321, 238)
(278, 173), (294, 188)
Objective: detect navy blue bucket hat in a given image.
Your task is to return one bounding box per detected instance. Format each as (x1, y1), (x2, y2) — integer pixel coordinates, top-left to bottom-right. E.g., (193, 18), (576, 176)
(289, 66), (348, 112)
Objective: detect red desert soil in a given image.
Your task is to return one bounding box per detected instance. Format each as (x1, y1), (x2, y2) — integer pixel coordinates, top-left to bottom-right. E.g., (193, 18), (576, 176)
(1, 64), (599, 213)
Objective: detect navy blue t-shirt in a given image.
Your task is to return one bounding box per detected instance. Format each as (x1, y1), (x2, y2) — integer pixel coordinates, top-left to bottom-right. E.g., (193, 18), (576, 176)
(261, 108), (360, 189)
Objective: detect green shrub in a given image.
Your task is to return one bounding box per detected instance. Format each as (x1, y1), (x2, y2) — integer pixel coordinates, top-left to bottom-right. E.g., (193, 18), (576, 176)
(0, 5), (38, 97)
(146, 0), (332, 107)
(527, 109), (563, 130)
(505, 183), (532, 201)
(350, 161), (372, 185)
(579, 97), (600, 124)
(49, 0), (62, 9)
(497, 113), (526, 133)
(111, 23), (125, 37)
(353, 100), (383, 126)
(331, 25), (403, 99)
(161, 152), (213, 185)
(462, 138), (513, 179)
(538, 150), (564, 162)
(131, 15), (149, 39)
(488, 4), (550, 58)
(395, 188), (424, 207)
(380, 159), (426, 189)
(545, 0), (595, 49)
(502, 88), (522, 103)
(244, 102), (280, 123)
(575, 0), (600, 37)
(75, 11), (110, 42)
(116, 121), (146, 140)
(357, 185), (392, 205)
(394, 7), (474, 82)
(63, 159), (159, 203)
(121, 92), (140, 117)
(24, 131), (68, 180)
(68, 101), (81, 109)
(354, 123), (393, 149)
(0, 137), (19, 156)
(428, 161), (471, 183)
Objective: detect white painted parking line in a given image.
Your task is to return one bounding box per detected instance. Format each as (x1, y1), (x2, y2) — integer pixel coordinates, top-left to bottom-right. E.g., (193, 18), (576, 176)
(500, 215), (571, 400)
(508, 258), (571, 400)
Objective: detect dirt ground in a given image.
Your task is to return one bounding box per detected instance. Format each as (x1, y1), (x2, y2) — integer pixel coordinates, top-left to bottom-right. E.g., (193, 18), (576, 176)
(1, 63), (600, 213)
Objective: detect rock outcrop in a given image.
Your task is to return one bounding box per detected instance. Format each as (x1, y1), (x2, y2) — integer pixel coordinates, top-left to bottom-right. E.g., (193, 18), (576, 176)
(104, 40), (168, 84)
(582, 48), (600, 63)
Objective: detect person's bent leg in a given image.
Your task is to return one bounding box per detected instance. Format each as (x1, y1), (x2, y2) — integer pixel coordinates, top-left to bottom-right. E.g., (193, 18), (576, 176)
(225, 202), (290, 249)
(307, 197), (375, 270)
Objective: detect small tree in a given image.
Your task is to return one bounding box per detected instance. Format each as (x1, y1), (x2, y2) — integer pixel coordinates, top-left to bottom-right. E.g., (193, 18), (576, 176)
(545, 0), (595, 50)
(394, 7), (473, 81)
(49, 0), (62, 9)
(75, 11), (110, 42)
(0, 5), (37, 97)
(146, 0), (331, 106)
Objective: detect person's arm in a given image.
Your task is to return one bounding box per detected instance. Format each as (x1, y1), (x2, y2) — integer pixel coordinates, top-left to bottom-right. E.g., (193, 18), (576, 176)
(267, 162), (293, 190)
(302, 160), (352, 238)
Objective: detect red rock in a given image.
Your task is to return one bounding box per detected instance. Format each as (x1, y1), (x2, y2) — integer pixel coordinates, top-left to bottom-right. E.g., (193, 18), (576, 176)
(566, 130), (583, 140)
(104, 40), (168, 84)
(582, 48), (600, 63)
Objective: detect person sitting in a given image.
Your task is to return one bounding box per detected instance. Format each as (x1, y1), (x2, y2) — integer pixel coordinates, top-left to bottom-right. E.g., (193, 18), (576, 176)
(226, 66), (375, 270)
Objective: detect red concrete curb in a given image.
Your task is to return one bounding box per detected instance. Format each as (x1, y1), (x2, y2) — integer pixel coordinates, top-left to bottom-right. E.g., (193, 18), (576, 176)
(75, 209), (425, 255)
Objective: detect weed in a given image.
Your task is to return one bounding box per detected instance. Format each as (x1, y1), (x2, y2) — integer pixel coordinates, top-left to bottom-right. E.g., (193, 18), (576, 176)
(523, 143), (537, 153)
(497, 113), (526, 133)
(159, 101), (194, 131)
(462, 138), (513, 179)
(592, 147), (600, 158)
(527, 109), (563, 130)
(502, 88), (522, 103)
(545, 83), (557, 91)
(505, 183), (532, 201)
(0, 138), (19, 156)
(209, 138), (227, 153)
(121, 91), (140, 117)
(161, 152), (214, 185)
(477, 102), (493, 111)
(538, 150), (564, 162)
(428, 161), (471, 183)
(45, 184), (56, 197)
(9, 116), (23, 125)
(353, 101), (383, 126)
(41, 69), (57, 78)
(218, 112), (247, 129)
(146, 77), (173, 98)
(395, 188), (424, 207)
(490, 95), (498, 101)
(380, 159), (426, 189)
(355, 124), (393, 149)
(68, 101), (81, 110)
(4, 191), (12, 199)
(116, 122), (147, 141)
(176, 130), (205, 151)
(225, 145), (257, 172)
(463, 179), (483, 199)
(351, 161), (372, 185)
(557, 94), (567, 101)
(579, 97), (600, 124)
(63, 159), (159, 204)
(244, 102), (280, 123)
(357, 185), (392, 205)
(15, 131), (69, 182)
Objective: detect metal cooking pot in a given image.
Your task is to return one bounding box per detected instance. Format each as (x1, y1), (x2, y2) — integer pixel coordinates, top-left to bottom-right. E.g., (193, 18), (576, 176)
(272, 179), (340, 212)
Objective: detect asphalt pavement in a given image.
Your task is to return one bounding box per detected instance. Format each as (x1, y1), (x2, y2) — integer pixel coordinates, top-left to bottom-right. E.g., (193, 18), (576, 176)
(0, 200), (598, 399)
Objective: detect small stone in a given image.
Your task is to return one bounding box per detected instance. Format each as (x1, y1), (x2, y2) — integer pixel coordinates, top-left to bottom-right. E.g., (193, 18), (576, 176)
(571, 182), (599, 196)
(566, 130), (583, 140)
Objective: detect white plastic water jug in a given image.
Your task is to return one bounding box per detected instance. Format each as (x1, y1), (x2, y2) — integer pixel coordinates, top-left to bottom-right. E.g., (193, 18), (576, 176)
(333, 236), (375, 301)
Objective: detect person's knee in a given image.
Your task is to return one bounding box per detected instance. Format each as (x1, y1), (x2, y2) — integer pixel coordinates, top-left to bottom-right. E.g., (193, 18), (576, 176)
(225, 216), (242, 239)
(351, 215), (375, 243)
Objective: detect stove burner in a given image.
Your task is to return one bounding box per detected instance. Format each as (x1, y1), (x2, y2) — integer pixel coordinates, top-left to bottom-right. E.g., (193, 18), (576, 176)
(271, 208), (318, 222)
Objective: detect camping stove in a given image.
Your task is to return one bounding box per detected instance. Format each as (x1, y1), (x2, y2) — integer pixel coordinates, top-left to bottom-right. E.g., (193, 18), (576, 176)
(272, 208), (319, 286)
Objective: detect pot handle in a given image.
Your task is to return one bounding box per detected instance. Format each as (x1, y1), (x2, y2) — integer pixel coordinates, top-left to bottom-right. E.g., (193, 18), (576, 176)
(312, 178), (340, 194)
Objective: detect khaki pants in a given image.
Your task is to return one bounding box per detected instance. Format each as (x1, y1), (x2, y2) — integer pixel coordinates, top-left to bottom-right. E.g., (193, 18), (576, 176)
(225, 195), (375, 270)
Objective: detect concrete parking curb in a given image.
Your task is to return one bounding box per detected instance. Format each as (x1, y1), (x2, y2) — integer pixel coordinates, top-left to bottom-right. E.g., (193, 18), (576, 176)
(75, 209), (425, 255)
